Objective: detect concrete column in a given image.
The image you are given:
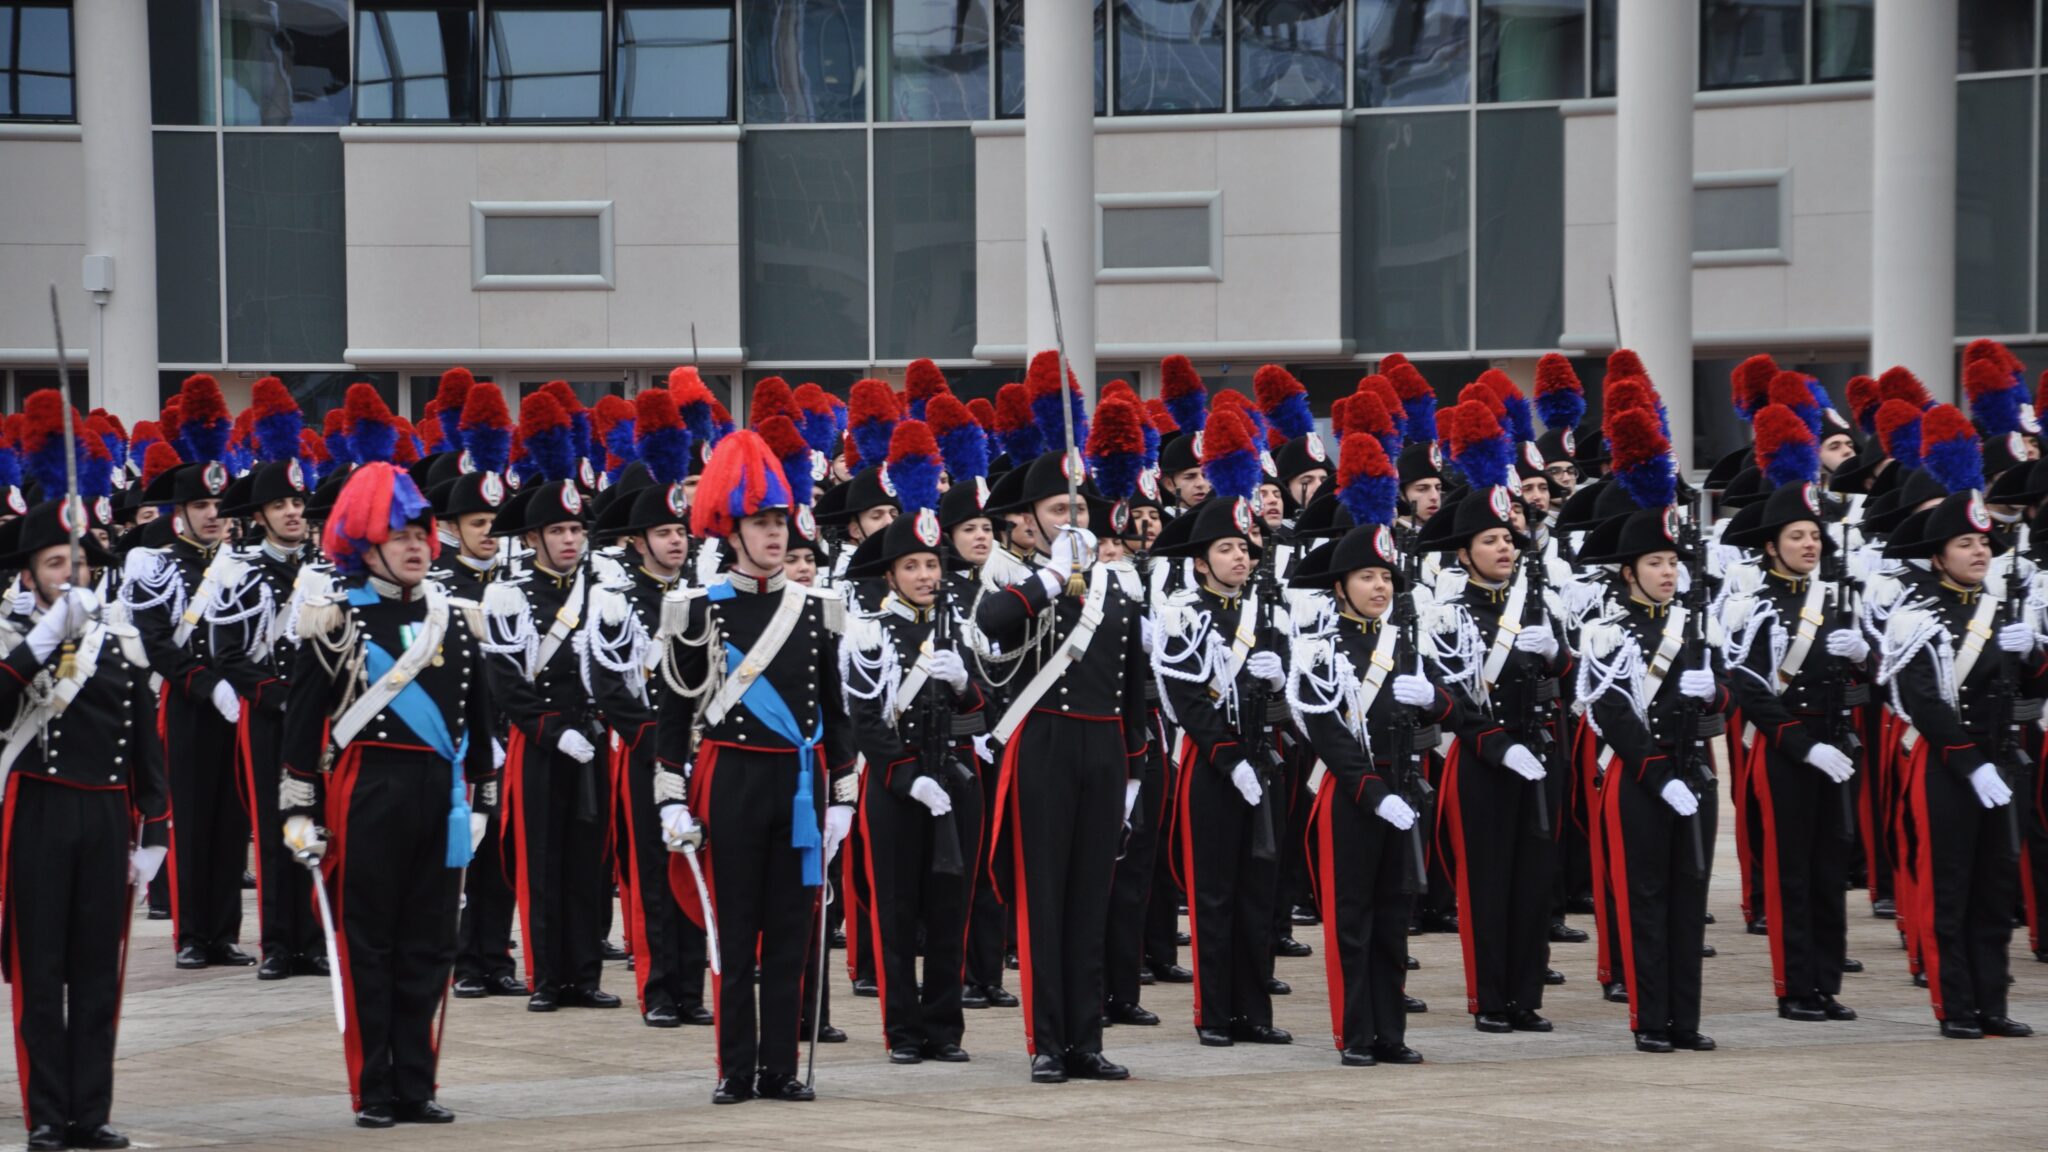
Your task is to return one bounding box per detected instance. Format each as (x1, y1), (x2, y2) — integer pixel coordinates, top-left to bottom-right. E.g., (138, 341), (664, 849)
(1023, 0), (1096, 400)
(1871, 0), (1957, 398)
(73, 0), (160, 417)
(1614, 0), (1697, 471)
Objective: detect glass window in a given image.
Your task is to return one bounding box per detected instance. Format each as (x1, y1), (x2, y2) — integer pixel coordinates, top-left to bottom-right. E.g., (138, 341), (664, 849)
(1694, 182), (1781, 253)
(408, 373), (492, 423)
(1115, 0), (1225, 114)
(11, 370), (88, 413)
(221, 0), (350, 125)
(1476, 107), (1562, 349)
(1357, 0), (1469, 108)
(482, 214), (605, 277)
(994, 0), (1106, 118)
(517, 378), (624, 404)
(743, 0), (866, 124)
(1812, 0), (1873, 83)
(742, 129), (869, 360)
(613, 3), (733, 121)
(1958, 0), (2034, 73)
(153, 132), (222, 365)
(1, 3), (73, 119)
(150, 0), (218, 125)
(874, 127), (976, 359)
(1478, 0), (1583, 102)
(1590, 0), (1614, 96)
(1955, 77), (2030, 335)
(1235, 0), (1345, 111)
(355, 3), (479, 123)
(224, 133), (349, 364)
(1102, 205), (1214, 270)
(1701, 0), (1802, 90)
(485, 4), (604, 121)
(1352, 111), (1468, 352)
(877, 0), (989, 122)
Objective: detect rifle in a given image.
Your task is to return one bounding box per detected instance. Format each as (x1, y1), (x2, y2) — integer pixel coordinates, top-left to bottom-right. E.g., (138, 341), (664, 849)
(1822, 522), (1863, 841)
(1989, 549), (2025, 855)
(1242, 544), (1285, 863)
(1672, 507), (1714, 878)
(1388, 573), (1433, 894)
(1517, 539), (1554, 839)
(918, 581), (974, 876)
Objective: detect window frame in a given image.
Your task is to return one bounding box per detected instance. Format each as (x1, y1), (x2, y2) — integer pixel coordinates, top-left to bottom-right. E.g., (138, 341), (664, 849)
(2, 0), (76, 123)
(481, 1), (611, 124)
(470, 200), (617, 290)
(1095, 190), (1226, 283)
(612, 0), (736, 124)
(351, 1), (483, 125)
(1692, 168), (1794, 268)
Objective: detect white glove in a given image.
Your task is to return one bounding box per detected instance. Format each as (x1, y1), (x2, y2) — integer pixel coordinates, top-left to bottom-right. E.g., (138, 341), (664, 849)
(1805, 743), (1856, 784)
(1660, 779), (1700, 817)
(1376, 794), (1418, 830)
(908, 776), (953, 817)
(1041, 525), (1097, 587)
(1140, 616), (1157, 655)
(1679, 668), (1716, 701)
(1246, 650), (1285, 688)
(283, 814), (326, 865)
(211, 680), (242, 724)
(23, 599), (68, 663)
(469, 812), (489, 854)
(1825, 629), (1870, 662)
(972, 734), (995, 764)
(1229, 761), (1264, 806)
(1503, 744), (1546, 782)
(823, 804), (855, 863)
(1998, 621), (2035, 654)
(1969, 764), (2013, 809)
(492, 738), (507, 770)
(1392, 674), (1434, 708)
(928, 649), (969, 693)
(660, 803), (701, 849)
(129, 844), (167, 887)
(1514, 626), (1558, 660)
(557, 729), (596, 764)
(1124, 778), (1142, 820)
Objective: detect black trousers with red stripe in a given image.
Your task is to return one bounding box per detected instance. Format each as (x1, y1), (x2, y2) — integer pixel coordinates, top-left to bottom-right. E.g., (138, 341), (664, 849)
(329, 752), (463, 1110)
(514, 745), (607, 994)
(862, 768), (981, 1051)
(1450, 747), (1554, 1016)
(1179, 752), (1279, 1030)
(622, 755), (705, 1015)
(964, 741), (1011, 992)
(5, 781), (130, 1133)
(1607, 771), (1712, 1036)
(166, 703), (247, 952)
(1104, 729), (1167, 1010)
(1757, 748), (1849, 1001)
(1314, 787), (1409, 1054)
(1913, 758), (2016, 1023)
(245, 709), (315, 962)
(454, 810), (516, 983)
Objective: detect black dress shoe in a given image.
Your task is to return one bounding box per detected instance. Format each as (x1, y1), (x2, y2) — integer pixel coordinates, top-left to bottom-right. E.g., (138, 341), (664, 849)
(356, 1104), (397, 1128)
(563, 986), (622, 1008)
(681, 1004), (715, 1026)
(1274, 936), (1312, 958)
(1372, 1043), (1424, 1064)
(1339, 1046), (1375, 1066)
(1548, 921), (1589, 943)
(712, 1077), (754, 1104)
(889, 1045), (923, 1064)
(1746, 918), (1769, 936)
(961, 984), (990, 1009)
(453, 976), (489, 999)
(1230, 1021), (1292, 1045)
(1940, 1019), (1984, 1039)
(1873, 898), (1897, 919)
(985, 985), (1019, 1007)
(599, 940), (629, 962)
(295, 953), (330, 977)
(1175, 931), (1191, 947)
(1065, 1052), (1128, 1080)
(242, 870), (257, 890)
(1913, 972), (1928, 988)
(852, 978), (879, 997)
(1474, 1013), (1513, 1034)
(922, 1042), (971, 1062)
(1405, 954), (1420, 971)
(1403, 995), (1427, 1013)
(527, 988), (559, 1012)
(1840, 957), (1863, 973)
(1567, 894), (1596, 914)
(1702, 911), (1716, 924)
(1777, 997), (1826, 1022)
(175, 945), (208, 970)
(1603, 982), (1630, 1003)
(396, 1100), (455, 1124)
(66, 1124), (131, 1149)
(1821, 997), (1857, 1021)
(208, 944), (257, 967)
(257, 953), (291, 980)
(1107, 1000), (1159, 1026)
(488, 974), (528, 997)
(1671, 1032), (1716, 1051)
(1266, 977), (1291, 995)
(1196, 1026), (1234, 1047)
(1137, 968), (1154, 986)
(1154, 964), (1194, 984)
(1292, 905), (1321, 925)
(1507, 1009), (1552, 1032)
(1701, 944), (1716, 958)
(1030, 1054), (1068, 1083)
(2034, 949), (2048, 964)
(147, 907), (171, 921)
(1544, 968), (1566, 985)
(813, 1023), (847, 1043)
(831, 927), (847, 948)
(644, 1005), (682, 1028)
(1634, 1031), (1674, 1053)
(756, 1072), (815, 1101)
(1979, 1015), (2034, 1037)
(27, 1125), (67, 1150)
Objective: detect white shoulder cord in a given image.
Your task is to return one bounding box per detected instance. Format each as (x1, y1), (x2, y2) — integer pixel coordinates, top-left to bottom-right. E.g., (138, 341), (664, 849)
(1574, 622), (1648, 739)
(838, 617), (902, 720)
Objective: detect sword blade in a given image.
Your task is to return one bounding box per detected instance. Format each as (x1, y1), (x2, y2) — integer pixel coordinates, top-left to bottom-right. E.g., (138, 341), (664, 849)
(682, 844), (720, 975)
(308, 865), (347, 1033)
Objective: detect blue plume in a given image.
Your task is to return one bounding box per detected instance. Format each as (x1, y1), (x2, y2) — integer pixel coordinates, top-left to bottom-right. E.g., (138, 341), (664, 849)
(1091, 450), (1145, 503)
(1267, 390), (1315, 440)
(1502, 394), (1535, 445)
(1000, 422), (1045, 464)
(1339, 472), (1398, 528)
(779, 448), (814, 508)
(604, 418), (638, 484)
(0, 447), (19, 492)
(1204, 450), (1263, 504)
(639, 425), (691, 486)
(525, 423), (578, 485)
(326, 429), (354, 467)
(1761, 439), (1819, 489)
(889, 453), (941, 516)
(80, 446), (112, 499)
(1616, 456), (1678, 510)
(937, 424), (988, 486)
(1534, 388), (1584, 435)
(1142, 423), (1160, 468)
(798, 407), (836, 457)
(851, 422), (895, 475)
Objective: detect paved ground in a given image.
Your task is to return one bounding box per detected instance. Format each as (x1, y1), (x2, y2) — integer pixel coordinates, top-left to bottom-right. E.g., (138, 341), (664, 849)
(7, 795), (2047, 1151)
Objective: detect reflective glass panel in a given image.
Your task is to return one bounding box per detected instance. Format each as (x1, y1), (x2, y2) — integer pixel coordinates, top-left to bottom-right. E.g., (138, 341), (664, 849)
(1700, 0), (1802, 90)
(224, 134), (349, 363)
(355, 4), (479, 122)
(153, 132), (222, 364)
(874, 127), (976, 359)
(1, 3), (72, 119)
(485, 5), (604, 121)
(1478, 0), (1583, 102)
(742, 129), (869, 360)
(1958, 0), (2034, 73)
(1956, 77), (2030, 334)
(221, 0), (351, 125)
(1357, 0), (1469, 108)
(150, 0), (217, 124)
(1236, 0), (1346, 111)
(1352, 111), (1469, 352)
(994, 0), (1106, 117)
(743, 0), (866, 123)
(1591, 0), (1613, 96)
(1476, 107), (1562, 349)
(1812, 0), (1873, 82)
(614, 4), (733, 121)
(1115, 0), (1225, 114)
(878, 0), (989, 121)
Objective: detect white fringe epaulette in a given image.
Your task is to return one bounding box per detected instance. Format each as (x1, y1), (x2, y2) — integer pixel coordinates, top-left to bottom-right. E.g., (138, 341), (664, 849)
(480, 580), (539, 677)
(1573, 609), (1645, 733)
(655, 585), (720, 701)
(203, 547), (277, 659)
(1876, 597), (1952, 720)
(838, 611), (901, 719)
(118, 547), (184, 617)
(980, 547), (1033, 593)
(1149, 588), (1218, 726)
(589, 548), (629, 587)
(806, 581), (847, 635)
(585, 583), (650, 700)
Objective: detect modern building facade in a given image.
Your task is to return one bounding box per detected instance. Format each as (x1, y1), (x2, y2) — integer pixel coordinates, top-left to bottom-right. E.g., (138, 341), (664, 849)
(0, 0), (2042, 468)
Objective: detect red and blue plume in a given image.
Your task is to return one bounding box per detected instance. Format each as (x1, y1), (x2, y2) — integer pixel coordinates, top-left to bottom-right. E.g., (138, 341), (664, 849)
(1752, 403), (1819, 488)
(1445, 401), (1513, 491)
(968, 396), (998, 430)
(160, 398), (186, 460)
(1254, 364), (1316, 440)
(594, 394), (638, 483)
(1378, 352), (1412, 375)
(1603, 348), (1648, 387)
(830, 394), (848, 442)
(849, 378), (900, 471)
(1877, 366), (1933, 410)
(1457, 380), (1506, 424)
(20, 389), (89, 498)
(927, 393), (989, 484)
(1963, 356), (2025, 437)
(323, 462), (438, 577)
(250, 376), (303, 463)
(1388, 363), (1435, 443)
(1025, 350), (1089, 453)
(433, 367), (475, 448)
(750, 376), (796, 429)
(1211, 389), (1269, 449)
(1533, 354), (1585, 432)
(1921, 403), (1984, 494)
(709, 397), (737, 445)
(1845, 374), (1881, 435)
(1606, 406), (1676, 510)
(634, 388), (692, 485)
(668, 366), (719, 445)
(1345, 385), (1404, 462)
(393, 417), (423, 466)
(1876, 399), (1924, 471)
(1101, 380), (1158, 466)
(139, 440), (181, 494)
(92, 410), (126, 463)
(2039, 370), (2048, 428)
(757, 414), (814, 507)
(300, 428), (329, 485)
(128, 420), (162, 473)
(1161, 354), (1208, 434)
(1730, 354), (1777, 421)
(1479, 368), (1535, 444)
(1145, 397), (1177, 436)
(538, 380), (594, 463)
(418, 405), (445, 453)
(344, 383), (400, 465)
(458, 382), (513, 475)
(1768, 370), (1823, 438)
(516, 390), (578, 484)
(78, 416), (114, 499)
(887, 420), (943, 516)
(1337, 433), (1399, 528)
(993, 382), (1045, 461)
(1201, 408), (1262, 503)
(1603, 376), (1666, 440)
(1964, 338), (2024, 387)
(229, 411), (254, 473)
(792, 383), (839, 457)
(691, 430), (792, 540)
(322, 408), (353, 467)
(904, 359), (951, 421)
(1085, 396), (1147, 503)
(177, 373), (232, 465)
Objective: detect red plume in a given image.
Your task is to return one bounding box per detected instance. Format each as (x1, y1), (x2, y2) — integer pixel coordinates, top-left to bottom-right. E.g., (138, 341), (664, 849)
(750, 376), (795, 428)
(1457, 381), (1506, 420)
(904, 359), (950, 407)
(1377, 353), (1412, 375)
(968, 397), (997, 429)
(1604, 348), (1647, 386)
(1731, 354), (1777, 419)
(1146, 398), (1178, 434)
(1877, 366), (1931, 409)
(1605, 376), (1658, 418)
(141, 441), (183, 490)
(1768, 370), (1816, 410)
